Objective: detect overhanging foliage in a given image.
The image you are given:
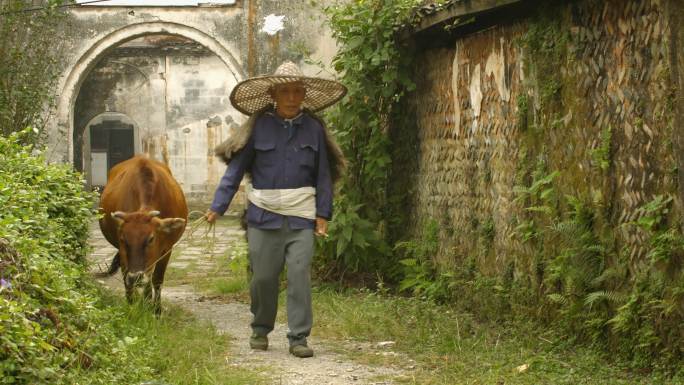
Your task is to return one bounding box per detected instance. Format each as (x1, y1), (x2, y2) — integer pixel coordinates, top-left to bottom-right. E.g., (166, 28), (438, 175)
(317, 0), (421, 277)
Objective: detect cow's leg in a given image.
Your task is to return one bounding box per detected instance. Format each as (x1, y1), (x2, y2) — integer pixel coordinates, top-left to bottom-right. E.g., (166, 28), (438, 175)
(123, 271), (135, 304)
(143, 280), (153, 303)
(96, 251), (120, 277)
(151, 252), (171, 316)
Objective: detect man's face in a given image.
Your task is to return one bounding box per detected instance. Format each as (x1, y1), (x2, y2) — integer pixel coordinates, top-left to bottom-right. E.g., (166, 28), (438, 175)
(271, 82), (306, 119)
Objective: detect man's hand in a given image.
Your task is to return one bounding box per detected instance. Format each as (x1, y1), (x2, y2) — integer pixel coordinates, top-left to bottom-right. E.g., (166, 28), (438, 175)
(205, 210), (219, 224)
(315, 217), (328, 237)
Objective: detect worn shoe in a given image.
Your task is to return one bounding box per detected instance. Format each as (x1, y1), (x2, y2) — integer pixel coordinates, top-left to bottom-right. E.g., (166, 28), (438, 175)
(249, 334), (268, 350)
(289, 344), (314, 358)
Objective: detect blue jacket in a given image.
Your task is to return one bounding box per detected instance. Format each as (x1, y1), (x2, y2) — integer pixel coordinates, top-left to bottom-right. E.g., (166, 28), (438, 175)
(210, 111), (333, 229)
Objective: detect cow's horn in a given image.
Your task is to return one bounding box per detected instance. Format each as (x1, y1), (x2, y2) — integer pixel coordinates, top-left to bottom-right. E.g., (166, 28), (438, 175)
(111, 211), (126, 219)
(149, 210), (161, 217)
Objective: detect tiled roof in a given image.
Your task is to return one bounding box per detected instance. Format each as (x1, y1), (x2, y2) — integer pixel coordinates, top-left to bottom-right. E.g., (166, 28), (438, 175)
(412, 0), (463, 19)
(406, 0), (524, 35)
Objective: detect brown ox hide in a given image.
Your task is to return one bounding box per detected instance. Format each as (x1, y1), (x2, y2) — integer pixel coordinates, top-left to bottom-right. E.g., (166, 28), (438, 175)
(99, 156), (187, 314)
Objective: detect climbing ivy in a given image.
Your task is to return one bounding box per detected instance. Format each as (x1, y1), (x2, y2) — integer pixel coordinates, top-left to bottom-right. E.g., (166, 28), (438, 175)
(517, 3), (568, 112)
(318, 0), (421, 276)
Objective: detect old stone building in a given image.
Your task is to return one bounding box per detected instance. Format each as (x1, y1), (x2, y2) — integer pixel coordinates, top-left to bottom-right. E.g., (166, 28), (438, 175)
(73, 34), (237, 203)
(47, 0), (337, 205)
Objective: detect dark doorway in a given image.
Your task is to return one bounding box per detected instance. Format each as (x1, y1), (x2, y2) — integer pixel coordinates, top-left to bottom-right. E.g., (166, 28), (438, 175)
(90, 120), (134, 186)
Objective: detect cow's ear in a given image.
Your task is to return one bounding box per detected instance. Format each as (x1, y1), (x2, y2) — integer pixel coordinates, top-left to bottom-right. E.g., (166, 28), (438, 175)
(158, 218), (186, 233)
(111, 211), (126, 226)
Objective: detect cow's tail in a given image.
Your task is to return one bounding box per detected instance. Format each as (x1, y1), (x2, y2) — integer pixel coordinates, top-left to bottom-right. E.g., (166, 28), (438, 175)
(95, 252), (120, 277)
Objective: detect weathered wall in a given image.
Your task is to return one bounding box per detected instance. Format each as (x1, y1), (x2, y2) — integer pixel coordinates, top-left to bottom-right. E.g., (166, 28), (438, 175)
(254, 0), (338, 76)
(671, 0), (684, 207)
(47, 1), (338, 205)
(73, 40), (235, 203)
(397, 0), (682, 277)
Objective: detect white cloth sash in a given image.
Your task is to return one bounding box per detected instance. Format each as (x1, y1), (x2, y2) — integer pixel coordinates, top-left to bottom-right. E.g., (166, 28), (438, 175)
(246, 183), (316, 220)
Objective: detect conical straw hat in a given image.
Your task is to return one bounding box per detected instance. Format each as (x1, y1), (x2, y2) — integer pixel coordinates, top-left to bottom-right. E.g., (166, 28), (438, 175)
(230, 61), (347, 115)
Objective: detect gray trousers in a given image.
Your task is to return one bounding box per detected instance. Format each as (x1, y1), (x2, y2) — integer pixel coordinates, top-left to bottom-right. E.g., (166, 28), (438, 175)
(247, 220), (313, 346)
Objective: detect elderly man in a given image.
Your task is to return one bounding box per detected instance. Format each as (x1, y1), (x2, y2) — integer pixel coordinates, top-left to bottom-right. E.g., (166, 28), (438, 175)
(206, 61), (346, 358)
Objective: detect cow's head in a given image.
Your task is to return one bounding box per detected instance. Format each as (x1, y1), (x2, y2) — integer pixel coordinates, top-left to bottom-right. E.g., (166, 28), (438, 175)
(111, 210), (185, 288)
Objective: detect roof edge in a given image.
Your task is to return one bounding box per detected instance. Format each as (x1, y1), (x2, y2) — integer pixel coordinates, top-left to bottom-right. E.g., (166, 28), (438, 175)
(405, 0), (526, 37)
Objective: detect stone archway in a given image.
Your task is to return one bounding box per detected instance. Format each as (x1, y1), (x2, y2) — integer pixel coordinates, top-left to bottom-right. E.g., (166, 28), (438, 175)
(53, 21), (246, 164)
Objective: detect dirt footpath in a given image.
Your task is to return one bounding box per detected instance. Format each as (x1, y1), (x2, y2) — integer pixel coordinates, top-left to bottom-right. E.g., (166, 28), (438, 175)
(88, 216), (405, 385)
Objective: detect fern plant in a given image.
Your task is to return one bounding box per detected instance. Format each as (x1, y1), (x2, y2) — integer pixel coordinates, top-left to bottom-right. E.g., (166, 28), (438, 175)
(543, 194), (625, 345)
(610, 195), (684, 368)
(394, 220), (454, 302)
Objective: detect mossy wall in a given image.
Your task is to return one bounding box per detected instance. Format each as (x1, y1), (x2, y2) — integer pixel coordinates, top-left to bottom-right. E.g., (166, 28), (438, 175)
(672, 0), (684, 202)
(397, 0), (682, 278)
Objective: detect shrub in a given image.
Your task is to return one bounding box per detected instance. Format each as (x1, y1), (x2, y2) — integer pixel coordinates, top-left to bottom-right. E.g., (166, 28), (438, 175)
(0, 130), (154, 384)
(317, 0), (420, 276)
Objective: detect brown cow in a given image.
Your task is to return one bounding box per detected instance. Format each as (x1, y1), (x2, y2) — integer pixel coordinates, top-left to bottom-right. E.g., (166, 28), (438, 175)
(99, 156), (187, 314)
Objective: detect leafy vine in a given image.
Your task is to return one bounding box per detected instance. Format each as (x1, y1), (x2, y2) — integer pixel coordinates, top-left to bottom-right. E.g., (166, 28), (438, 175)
(317, 0), (421, 277)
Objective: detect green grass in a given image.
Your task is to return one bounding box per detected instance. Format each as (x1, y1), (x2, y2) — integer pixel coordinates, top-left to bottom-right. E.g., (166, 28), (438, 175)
(309, 286), (684, 385)
(79, 291), (265, 385)
(85, 215), (260, 385)
(163, 250), (195, 283)
(188, 236), (251, 300)
(167, 217), (682, 384)
(211, 276), (249, 295)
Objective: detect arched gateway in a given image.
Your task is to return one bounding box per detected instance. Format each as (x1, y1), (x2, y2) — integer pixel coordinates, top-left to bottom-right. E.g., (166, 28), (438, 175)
(43, 3), (337, 204)
(54, 21), (245, 165)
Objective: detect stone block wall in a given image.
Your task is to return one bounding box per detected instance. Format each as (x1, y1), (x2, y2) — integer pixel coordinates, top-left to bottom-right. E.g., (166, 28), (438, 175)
(398, 0), (683, 278)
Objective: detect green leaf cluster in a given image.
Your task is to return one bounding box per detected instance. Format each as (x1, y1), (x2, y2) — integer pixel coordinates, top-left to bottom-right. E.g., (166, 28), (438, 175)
(589, 125), (613, 172)
(316, 197), (390, 277)
(394, 220), (454, 302)
(318, 0), (421, 276)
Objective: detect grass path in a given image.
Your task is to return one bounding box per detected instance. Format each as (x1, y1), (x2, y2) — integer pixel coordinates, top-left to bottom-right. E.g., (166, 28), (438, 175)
(88, 214), (406, 385)
(88, 214), (682, 384)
